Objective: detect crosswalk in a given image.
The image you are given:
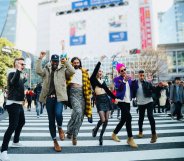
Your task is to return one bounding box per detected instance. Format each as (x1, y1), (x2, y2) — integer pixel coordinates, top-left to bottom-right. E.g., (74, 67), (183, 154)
(0, 107), (184, 161)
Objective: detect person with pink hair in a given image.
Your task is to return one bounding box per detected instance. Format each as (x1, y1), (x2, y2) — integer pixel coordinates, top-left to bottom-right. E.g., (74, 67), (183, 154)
(111, 63), (138, 148)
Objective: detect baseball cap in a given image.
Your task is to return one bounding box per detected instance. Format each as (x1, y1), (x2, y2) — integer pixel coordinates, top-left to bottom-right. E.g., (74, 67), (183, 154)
(51, 54), (59, 62)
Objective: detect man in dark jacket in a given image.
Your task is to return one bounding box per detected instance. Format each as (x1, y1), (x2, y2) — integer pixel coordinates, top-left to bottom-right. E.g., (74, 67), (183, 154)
(170, 77), (184, 121)
(132, 70), (157, 143)
(34, 83), (43, 117)
(0, 58), (26, 161)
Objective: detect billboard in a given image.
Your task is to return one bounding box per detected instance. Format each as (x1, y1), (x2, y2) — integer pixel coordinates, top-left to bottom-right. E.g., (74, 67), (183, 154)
(70, 20), (86, 46)
(139, 0), (152, 49)
(50, 2), (141, 58)
(109, 14), (128, 42)
(72, 0), (123, 9)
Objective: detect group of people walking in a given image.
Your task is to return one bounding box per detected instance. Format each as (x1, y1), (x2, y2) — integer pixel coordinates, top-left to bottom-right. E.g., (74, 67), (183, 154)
(0, 51), (184, 161)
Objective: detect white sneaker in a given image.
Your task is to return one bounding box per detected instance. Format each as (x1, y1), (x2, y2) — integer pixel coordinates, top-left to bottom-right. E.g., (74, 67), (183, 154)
(11, 142), (23, 147)
(0, 151), (10, 161)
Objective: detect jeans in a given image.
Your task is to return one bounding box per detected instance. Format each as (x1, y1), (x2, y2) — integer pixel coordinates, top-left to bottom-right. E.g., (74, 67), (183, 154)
(113, 102), (133, 137)
(1, 103), (25, 152)
(46, 97), (64, 140)
(173, 101), (182, 120)
(36, 101), (43, 116)
(138, 102), (156, 134)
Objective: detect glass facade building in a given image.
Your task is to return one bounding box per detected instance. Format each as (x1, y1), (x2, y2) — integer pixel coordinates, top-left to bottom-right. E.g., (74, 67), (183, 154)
(158, 0), (184, 44)
(158, 43), (184, 80)
(0, 0), (17, 43)
(175, 0), (184, 42)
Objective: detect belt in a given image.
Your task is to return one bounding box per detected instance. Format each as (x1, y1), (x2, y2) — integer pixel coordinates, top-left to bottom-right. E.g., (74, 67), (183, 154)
(48, 94), (56, 98)
(70, 83), (82, 88)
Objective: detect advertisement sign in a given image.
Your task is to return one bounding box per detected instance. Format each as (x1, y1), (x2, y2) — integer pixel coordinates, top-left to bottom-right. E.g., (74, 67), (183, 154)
(72, 0), (89, 9)
(109, 14), (128, 42)
(140, 6), (152, 49)
(70, 20), (86, 46)
(89, 0), (122, 6)
(72, 0), (123, 9)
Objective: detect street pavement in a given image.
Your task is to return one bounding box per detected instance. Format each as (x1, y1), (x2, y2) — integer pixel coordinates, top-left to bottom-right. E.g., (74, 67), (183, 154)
(0, 107), (184, 161)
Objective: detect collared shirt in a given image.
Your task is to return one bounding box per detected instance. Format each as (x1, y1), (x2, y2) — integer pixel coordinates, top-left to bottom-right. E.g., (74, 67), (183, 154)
(71, 69), (82, 85)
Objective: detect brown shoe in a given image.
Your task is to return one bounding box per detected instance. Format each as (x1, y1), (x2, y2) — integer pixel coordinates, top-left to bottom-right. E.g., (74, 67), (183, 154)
(138, 132), (143, 138)
(150, 134), (157, 143)
(58, 128), (65, 141)
(53, 139), (62, 152)
(127, 137), (138, 148)
(111, 132), (120, 142)
(72, 137), (77, 146)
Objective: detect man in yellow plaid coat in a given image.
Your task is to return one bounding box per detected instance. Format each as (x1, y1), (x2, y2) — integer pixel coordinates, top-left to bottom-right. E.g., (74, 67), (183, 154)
(66, 57), (92, 145)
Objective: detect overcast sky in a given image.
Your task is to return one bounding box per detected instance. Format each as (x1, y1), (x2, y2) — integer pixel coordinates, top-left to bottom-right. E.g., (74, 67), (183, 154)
(15, 0), (174, 55)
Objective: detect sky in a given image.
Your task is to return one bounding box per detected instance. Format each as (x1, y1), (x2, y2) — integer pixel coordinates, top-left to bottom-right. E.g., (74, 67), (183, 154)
(15, 0), (174, 55)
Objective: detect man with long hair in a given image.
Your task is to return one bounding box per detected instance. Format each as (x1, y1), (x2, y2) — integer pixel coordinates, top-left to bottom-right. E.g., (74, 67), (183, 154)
(66, 57), (92, 145)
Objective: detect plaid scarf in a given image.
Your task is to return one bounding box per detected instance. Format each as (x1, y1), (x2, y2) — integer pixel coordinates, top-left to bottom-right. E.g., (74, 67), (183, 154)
(66, 68), (92, 118)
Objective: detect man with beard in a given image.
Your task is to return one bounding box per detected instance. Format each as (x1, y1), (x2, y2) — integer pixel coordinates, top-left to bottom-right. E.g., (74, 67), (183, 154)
(66, 57), (92, 145)
(36, 52), (75, 152)
(132, 70), (157, 143)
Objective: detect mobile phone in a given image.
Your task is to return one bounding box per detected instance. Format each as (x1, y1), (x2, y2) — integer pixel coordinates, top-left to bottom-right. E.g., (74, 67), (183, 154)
(60, 53), (67, 60)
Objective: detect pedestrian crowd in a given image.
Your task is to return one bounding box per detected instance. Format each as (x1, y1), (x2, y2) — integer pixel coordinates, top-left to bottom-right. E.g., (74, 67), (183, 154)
(0, 51), (184, 161)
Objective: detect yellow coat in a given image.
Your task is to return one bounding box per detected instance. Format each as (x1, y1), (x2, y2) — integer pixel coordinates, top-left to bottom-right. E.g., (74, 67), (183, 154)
(66, 68), (92, 118)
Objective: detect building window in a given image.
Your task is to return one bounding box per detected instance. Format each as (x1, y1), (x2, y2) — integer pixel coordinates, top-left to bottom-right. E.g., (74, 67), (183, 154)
(178, 68), (184, 73)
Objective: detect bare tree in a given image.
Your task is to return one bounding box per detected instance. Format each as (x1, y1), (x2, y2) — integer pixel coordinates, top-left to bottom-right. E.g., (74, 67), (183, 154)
(127, 48), (169, 82)
(139, 47), (168, 82)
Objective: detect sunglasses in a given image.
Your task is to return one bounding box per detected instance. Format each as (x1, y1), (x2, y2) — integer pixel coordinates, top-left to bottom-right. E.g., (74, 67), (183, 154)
(120, 68), (126, 72)
(19, 63), (26, 66)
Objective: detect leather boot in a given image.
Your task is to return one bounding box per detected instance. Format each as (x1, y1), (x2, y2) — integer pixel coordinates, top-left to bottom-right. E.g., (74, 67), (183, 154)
(111, 132), (120, 142)
(150, 133), (157, 143)
(53, 139), (62, 152)
(127, 137), (138, 148)
(92, 127), (98, 137)
(58, 128), (65, 141)
(72, 137), (77, 145)
(138, 132), (143, 138)
(99, 136), (103, 146)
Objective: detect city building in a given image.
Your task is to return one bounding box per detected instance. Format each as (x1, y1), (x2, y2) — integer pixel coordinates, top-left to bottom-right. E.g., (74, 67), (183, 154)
(158, 0), (184, 44)
(158, 43), (184, 80)
(37, 0), (159, 58)
(82, 52), (166, 84)
(0, 0), (18, 43)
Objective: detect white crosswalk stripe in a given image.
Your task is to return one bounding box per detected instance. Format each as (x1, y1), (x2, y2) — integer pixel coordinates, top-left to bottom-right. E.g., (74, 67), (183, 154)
(0, 108), (184, 161)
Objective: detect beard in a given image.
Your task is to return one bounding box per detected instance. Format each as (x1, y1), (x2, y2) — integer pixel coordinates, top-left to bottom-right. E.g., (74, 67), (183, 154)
(52, 64), (58, 71)
(74, 65), (80, 69)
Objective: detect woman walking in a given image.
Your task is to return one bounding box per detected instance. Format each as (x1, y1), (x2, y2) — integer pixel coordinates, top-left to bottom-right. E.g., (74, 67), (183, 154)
(90, 55), (117, 145)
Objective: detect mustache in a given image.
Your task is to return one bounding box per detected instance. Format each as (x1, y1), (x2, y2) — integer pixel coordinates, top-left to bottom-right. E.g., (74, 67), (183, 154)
(74, 65), (80, 69)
